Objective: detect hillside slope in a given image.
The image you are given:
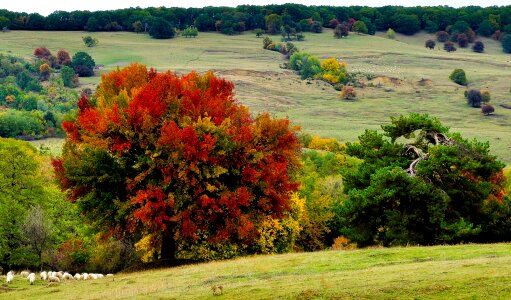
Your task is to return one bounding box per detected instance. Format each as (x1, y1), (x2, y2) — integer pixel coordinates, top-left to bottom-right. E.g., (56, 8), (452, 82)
(2, 243), (511, 299)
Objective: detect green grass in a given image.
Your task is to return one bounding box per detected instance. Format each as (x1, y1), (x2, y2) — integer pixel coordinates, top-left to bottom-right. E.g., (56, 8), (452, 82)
(2, 243), (511, 299)
(1, 30), (510, 163)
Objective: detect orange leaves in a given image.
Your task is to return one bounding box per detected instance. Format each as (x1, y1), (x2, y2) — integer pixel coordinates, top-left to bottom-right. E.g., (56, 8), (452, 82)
(56, 63), (302, 255)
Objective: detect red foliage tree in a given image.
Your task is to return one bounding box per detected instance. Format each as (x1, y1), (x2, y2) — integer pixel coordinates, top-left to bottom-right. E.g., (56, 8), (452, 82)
(34, 47), (52, 60)
(53, 64), (301, 261)
(56, 49), (71, 66)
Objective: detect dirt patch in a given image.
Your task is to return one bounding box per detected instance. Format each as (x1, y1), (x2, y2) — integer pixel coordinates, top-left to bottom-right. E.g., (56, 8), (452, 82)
(108, 61), (130, 67)
(368, 76), (404, 86)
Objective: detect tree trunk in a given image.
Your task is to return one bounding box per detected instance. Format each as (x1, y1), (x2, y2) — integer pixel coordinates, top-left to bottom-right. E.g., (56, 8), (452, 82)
(160, 227), (176, 261)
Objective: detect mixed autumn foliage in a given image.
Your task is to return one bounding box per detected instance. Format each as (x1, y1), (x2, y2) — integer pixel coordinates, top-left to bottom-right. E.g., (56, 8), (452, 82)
(53, 64), (301, 260)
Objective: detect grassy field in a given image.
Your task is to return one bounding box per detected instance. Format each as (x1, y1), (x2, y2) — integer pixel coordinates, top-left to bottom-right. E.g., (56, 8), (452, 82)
(1, 30), (510, 162)
(2, 243), (511, 299)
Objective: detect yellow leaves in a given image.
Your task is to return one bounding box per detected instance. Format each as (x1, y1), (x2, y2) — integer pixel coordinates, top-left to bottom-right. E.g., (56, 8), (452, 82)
(5, 94), (15, 103)
(308, 135), (346, 152)
(206, 183), (217, 192)
(135, 234), (157, 263)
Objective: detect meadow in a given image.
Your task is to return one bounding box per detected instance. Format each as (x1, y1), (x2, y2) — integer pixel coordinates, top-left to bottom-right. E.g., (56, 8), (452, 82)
(1, 29), (510, 162)
(2, 243), (511, 299)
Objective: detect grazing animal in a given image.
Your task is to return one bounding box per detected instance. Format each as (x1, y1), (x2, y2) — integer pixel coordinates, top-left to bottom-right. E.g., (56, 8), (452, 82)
(20, 271), (30, 278)
(211, 285), (223, 296)
(48, 276), (60, 283)
(6, 273), (14, 284)
(74, 273), (82, 280)
(27, 273), (36, 285)
(40, 271), (48, 281)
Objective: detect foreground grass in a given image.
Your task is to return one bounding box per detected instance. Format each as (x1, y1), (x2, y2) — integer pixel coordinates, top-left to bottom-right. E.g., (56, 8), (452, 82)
(2, 243), (511, 299)
(1, 30), (510, 163)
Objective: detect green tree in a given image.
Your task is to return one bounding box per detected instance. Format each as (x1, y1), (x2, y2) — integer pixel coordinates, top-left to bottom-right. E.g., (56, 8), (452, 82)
(85, 16), (99, 32)
(265, 14), (282, 35)
(449, 68), (467, 85)
(477, 20), (494, 37)
(71, 52), (95, 77)
(182, 25), (198, 38)
(0, 16), (10, 29)
(149, 17), (175, 39)
(386, 28), (396, 39)
(82, 35), (98, 47)
(254, 28), (264, 37)
(502, 34), (511, 53)
(335, 114), (507, 246)
(352, 20), (368, 34)
(132, 20), (144, 33)
(61, 65), (77, 87)
(391, 14), (420, 35)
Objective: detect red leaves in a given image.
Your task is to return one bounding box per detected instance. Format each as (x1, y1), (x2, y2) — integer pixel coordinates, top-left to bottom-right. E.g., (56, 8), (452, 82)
(55, 63), (302, 254)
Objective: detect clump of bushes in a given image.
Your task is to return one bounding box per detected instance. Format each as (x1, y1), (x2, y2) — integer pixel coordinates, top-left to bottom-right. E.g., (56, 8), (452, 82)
(340, 86), (357, 100)
(482, 104), (495, 115)
(444, 41), (457, 52)
(472, 41), (485, 53)
(425, 39), (436, 49)
(449, 68), (467, 86)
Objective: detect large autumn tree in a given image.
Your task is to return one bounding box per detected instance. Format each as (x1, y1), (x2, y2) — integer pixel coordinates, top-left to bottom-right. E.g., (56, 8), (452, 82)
(335, 114), (510, 246)
(53, 64), (301, 261)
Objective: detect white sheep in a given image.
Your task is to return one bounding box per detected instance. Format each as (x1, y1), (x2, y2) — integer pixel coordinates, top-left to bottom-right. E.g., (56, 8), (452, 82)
(20, 270), (30, 278)
(56, 271), (63, 279)
(48, 276), (60, 283)
(27, 273), (36, 285)
(82, 273), (89, 280)
(40, 271), (48, 281)
(7, 271), (14, 276)
(74, 273), (82, 280)
(97, 274), (104, 279)
(63, 272), (74, 280)
(6, 273), (14, 284)
(90, 273), (98, 280)
(106, 273), (114, 277)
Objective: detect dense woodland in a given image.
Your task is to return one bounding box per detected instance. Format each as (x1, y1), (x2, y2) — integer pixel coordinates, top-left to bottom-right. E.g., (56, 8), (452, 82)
(1, 5), (511, 37)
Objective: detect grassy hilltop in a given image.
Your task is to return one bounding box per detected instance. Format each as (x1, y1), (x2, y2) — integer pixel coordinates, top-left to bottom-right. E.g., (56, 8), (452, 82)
(1, 29), (510, 162)
(2, 243), (511, 299)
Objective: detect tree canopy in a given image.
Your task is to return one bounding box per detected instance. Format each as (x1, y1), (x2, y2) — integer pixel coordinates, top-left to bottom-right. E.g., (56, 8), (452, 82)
(335, 114), (509, 246)
(53, 64), (301, 260)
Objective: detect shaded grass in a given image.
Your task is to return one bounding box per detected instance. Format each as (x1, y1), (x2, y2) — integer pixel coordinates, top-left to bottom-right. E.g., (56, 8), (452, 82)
(2, 243), (511, 299)
(1, 30), (510, 162)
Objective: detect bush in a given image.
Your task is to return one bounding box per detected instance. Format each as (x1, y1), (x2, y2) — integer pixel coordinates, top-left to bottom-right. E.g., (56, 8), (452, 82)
(425, 39), (436, 49)
(340, 86), (356, 100)
(457, 33), (469, 48)
(61, 66), (77, 87)
(386, 28), (396, 39)
(262, 36), (273, 49)
(467, 89), (482, 107)
(482, 104), (495, 115)
(310, 21), (322, 33)
(472, 41), (485, 53)
(72, 52), (95, 77)
(444, 41), (457, 52)
(149, 17), (175, 39)
(82, 36), (98, 47)
(334, 24), (349, 39)
(436, 31), (449, 42)
(254, 28), (264, 37)
(352, 21), (368, 34)
(449, 68), (467, 86)
(39, 63), (51, 81)
(300, 55), (321, 79)
(502, 34), (511, 53)
(481, 89), (491, 103)
(182, 26), (198, 38)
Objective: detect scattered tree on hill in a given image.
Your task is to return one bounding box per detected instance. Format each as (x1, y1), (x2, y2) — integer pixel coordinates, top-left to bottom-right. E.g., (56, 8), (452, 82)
(425, 39), (436, 49)
(467, 89), (482, 107)
(61, 65), (78, 87)
(39, 63), (51, 81)
(482, 104), (495, 116)
(336, 114), (508, 246)
(436, 31), (449, 42)
(34, 47), (52, 60)
(472, 41), (485, 53)
(182, 26), (198, 38)
(340, 86), (356, 100)
(477, 20), (494, 37)
(149, 17), (175, 39)
(502, 34), (511, 53)
(481, 89), (491, 104)
(449, 68), (467, 86)
(53, 64), (301, 261)
(457, 33), (469, 48)
(444, 41), (457, 52)
(262, 36), (273, 49)
(386, 28), (396, 39)
(82, 36), (98, 47)
(328, 18), (340, 29)
(310, 21), (322, 33)
(56, 49), (71, 66)
(20, 205), (53, 269)
(352, 21), (368, 34)
(334, 24), (349, 39)
(71, 51), (95, 77)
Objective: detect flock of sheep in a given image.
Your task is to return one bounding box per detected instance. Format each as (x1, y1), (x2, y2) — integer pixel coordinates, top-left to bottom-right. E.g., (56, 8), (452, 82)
(3, 270), (114, 285)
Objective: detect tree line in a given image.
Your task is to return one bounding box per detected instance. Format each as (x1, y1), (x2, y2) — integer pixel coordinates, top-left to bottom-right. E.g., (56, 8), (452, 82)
(1, 5), (511, 37)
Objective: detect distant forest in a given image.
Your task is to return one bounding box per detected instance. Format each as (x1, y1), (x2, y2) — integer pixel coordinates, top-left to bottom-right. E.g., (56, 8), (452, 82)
(1, 5), (511, 36)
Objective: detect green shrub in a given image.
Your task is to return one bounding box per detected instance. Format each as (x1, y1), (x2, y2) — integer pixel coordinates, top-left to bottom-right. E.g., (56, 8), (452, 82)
(386, 28), (396, 39)
(502, 34), (511, 53)
(449, 68), (467, 85)
(82, 36), (98, 47)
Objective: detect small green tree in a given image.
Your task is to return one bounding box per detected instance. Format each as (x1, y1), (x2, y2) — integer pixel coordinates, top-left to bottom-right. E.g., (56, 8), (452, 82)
(82, 36), (98, 47)
(352, 21), (368, 34)
(254, 28), (264, 37)
(132, 21), (144, 33)
(386, 28), (396, 39)
(467, 89), (482, 107)
(182, 26), (198, 38)
(61, 65), (77, 87)
(449, 68), (467, 86)
(149, 17), (175, 39)
(72, 52), (95, 77)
